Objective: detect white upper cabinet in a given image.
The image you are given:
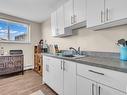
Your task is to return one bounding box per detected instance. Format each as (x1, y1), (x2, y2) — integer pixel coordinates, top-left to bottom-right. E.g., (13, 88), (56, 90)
(51, 0), (86, 37)
(87, 0), (127, 30)
(73, 0), (86, 24)
(56, 6), (65, 36)
(105, 0), (127, 22)
(51, 11), (57, 36)
(51, 6), (64, 37)
(86, 0), (105, 28)
(64, 0), (74, 28)
(51, 6), (72, 37)
(64, 0), (86, 28)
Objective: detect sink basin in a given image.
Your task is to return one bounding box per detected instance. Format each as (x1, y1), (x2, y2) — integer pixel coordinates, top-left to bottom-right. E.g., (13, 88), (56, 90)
(73, 55), (87, 59)
(62, 54), (86, 59)
(62, 54), (75, 57)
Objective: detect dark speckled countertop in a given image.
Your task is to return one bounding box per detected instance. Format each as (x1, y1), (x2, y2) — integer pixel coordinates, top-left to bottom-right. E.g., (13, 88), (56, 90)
(43, 53), (127, 73)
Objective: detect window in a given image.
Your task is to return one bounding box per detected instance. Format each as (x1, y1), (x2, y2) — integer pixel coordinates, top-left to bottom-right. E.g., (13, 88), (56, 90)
(0, 19), (30, 43)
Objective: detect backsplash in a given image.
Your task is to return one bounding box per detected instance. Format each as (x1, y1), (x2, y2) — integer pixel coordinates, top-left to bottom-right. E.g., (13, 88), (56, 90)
(41, 18), (127, 53)
(82, 51), (120, 59)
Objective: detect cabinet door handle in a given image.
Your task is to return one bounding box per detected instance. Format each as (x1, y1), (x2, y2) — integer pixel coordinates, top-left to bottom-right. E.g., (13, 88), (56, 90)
(63, 60), (65, 71)
(89, 70), (104, 75)
(106, 8), (109, 21)
(61, 60), (63, 70)
(98, 86), (101, 95)
(92, 84), (94, 95)
(101, 11), (104, 23)
(74, 15), (77, 23)
(71, 16), (73, 24)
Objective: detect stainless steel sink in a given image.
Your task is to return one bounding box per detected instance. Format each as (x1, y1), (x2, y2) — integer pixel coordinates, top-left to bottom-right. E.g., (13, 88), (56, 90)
(62, 54), (87, 59)
(62, 55), (75, 57)
(73, 55), (87, 59)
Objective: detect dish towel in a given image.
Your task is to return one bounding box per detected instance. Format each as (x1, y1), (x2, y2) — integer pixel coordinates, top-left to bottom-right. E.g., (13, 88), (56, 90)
(30, 90), (45, 95)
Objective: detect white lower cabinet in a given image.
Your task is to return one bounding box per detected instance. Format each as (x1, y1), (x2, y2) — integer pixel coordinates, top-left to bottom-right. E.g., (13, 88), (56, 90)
(77, 63), (126, 95)
(43, 56), (63, 95)
(77, 75), (125, 95)
(51, 58), (63, 95)
(43, 56), (126, 95)
(98, 84), (125, 95)
(63, 60), (76, 95)
(43, 56), (76, 95)
(77, 76), (96, 95)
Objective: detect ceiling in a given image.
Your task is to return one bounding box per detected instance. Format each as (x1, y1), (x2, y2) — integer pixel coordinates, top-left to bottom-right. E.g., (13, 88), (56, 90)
(0, 0), (67, 23)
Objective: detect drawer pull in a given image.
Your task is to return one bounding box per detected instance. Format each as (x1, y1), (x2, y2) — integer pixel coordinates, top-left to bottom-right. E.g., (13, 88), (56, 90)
(89, 70), (104, 75)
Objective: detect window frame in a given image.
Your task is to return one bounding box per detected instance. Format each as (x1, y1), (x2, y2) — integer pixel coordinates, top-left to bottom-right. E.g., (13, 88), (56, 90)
(0, 18), (31, 44)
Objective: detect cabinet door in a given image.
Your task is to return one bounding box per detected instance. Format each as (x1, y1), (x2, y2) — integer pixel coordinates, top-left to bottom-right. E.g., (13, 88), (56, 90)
(98, 84), (125, 95)
(43, 56), (52, 85)
(50, 58), (63, 95)
(63, 60), (76, 95)
(57, 6), (65, 36)
(77, 76), (97, 95)
(73, 0), (86, 24)
(51, 11), (58, 36)
(105, 0), (127, 22)
(64, 0), (74, 28)
(86, 0), (105, 28)
(43, 56), (63, 95)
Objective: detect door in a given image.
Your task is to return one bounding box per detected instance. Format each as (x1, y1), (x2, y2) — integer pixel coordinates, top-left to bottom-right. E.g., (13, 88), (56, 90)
(63, 60), (76, 95)
(77, 76), (97, 95)
(98, 84), (125, 95)
(57, 6), (65, 36)
(73, 0), (86, 24)
(105, 0), (127, 22)
(86, 0), (105, 28)
(64, 0), (74, 28)
(51, 11), (58, 36)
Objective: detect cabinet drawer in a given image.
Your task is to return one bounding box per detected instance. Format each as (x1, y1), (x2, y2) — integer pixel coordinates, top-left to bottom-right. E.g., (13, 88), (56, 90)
(77, 63), (127, 93)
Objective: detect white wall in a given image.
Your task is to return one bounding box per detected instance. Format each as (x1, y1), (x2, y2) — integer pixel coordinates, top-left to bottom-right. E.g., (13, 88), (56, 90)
(0, 13), (42, 69)
(41, 18), (127, 53)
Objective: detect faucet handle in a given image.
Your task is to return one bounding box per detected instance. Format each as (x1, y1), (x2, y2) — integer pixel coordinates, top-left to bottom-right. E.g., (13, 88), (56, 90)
(77, 47), (81, 55)
(78, 47), (80, 51)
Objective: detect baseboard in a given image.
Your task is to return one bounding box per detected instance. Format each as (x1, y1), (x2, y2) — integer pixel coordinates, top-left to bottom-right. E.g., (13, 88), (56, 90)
(24, 64), (34, 70)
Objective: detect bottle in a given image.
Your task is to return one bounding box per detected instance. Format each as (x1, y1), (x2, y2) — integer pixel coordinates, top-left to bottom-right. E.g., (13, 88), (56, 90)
(54, 44), (59, 53)
(38, 39), (43, 53)
(43, 40), (48, 53)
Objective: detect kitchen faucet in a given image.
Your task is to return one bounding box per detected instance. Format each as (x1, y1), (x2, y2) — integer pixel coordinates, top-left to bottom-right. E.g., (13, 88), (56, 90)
(69, 47), (81, 55)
